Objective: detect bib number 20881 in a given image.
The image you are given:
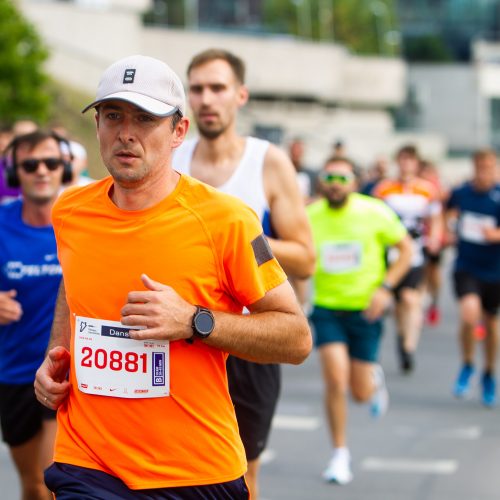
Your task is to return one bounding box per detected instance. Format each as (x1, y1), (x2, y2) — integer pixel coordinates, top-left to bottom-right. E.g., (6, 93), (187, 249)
(80, 347), (147, 373)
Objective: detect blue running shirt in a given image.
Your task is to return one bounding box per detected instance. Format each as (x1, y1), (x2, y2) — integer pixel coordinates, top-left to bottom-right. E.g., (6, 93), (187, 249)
(0, 200), (62, 383)
(447, 182), (500, 282)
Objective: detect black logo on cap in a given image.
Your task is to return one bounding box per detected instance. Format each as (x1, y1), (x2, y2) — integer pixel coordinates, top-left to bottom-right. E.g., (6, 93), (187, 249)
(123, 69), (136, 84)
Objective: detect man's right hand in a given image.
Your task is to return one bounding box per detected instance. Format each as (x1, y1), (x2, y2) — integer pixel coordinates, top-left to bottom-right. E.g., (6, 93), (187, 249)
(0, 289), (22, 325)
(34, 346), (71, 410)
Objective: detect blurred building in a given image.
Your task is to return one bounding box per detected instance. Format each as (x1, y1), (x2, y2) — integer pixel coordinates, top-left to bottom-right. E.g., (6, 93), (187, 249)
(18, 0), (447, 169)
(398, 0), (500, 61)
(395, 40), (500, 159)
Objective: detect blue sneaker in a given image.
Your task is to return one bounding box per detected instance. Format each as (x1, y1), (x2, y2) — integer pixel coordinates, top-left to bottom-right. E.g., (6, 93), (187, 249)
(453, 364), (474, 398)
(481, 372), (496, 408)
(370, 365), (389, 418)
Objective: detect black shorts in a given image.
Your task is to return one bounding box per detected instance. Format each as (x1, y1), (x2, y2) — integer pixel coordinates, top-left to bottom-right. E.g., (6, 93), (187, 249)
(227, 356), (281, 461)
(45, 462), (249, 499)
(423, 247), (442, 265)
(453, 271), (500, 315)
(0, 382), (56, 446)
(393, 266), (425, 301)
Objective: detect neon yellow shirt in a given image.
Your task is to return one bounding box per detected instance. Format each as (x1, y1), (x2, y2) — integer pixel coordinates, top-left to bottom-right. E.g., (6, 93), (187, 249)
(307, 193), (407, 310)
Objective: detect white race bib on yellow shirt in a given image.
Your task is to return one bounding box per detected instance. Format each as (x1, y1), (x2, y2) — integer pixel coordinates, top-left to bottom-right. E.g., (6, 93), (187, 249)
(321, 242), (362, 274)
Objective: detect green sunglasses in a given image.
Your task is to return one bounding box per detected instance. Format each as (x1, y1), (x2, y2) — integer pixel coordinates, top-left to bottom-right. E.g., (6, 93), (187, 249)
(319, 172), (355, 185)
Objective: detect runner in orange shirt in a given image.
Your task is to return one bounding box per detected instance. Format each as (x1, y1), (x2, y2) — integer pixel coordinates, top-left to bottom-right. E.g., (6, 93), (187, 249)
(33, 55), (312, 499)
(374, 145), (442, 373)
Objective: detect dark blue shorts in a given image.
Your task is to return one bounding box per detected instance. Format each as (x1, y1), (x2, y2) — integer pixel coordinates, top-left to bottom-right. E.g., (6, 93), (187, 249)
(310, 306), (382, 362)
(45, 462), (249, 499)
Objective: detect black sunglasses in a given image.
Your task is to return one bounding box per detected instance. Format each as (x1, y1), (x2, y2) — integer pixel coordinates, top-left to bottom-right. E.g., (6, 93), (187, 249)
(18, 158), (65, 173)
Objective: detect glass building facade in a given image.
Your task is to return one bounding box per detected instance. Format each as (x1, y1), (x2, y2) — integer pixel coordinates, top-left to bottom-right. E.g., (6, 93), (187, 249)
(398, 0), (500, 60)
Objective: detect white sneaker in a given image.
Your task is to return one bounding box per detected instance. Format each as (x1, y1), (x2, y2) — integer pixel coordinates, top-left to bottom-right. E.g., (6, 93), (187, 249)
(322, 448), (353, 485)
(370, 364), (389, 418)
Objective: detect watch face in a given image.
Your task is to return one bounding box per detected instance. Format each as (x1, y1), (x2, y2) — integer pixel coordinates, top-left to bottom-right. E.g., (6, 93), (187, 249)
(195, 311), (214, 335)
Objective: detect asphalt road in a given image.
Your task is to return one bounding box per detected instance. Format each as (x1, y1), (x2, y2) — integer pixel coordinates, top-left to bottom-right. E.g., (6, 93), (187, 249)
(261, 254), (500, 500)
(2, 253), (500, 499)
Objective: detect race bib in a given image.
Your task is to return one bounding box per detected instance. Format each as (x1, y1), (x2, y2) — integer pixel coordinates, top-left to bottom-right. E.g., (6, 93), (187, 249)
(460, 212), (496, 244)
(321, 242), (362, 274)
(388, 238), (423, 267)
(74, 316), (169, 399)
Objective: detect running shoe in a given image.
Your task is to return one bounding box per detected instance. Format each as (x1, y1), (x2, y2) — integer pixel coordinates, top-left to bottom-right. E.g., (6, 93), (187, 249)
(426, 305), (440, 326)
(481, 372), (496, 408)
(370, 364), (389, 418)
(397, 336), (414, 373)
(453, 364), (474, 398)
(322, 448), (353, 485)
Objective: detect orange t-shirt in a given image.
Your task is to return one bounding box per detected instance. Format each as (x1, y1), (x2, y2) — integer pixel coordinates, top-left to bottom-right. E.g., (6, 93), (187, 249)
(51, 174), (287, 489)
(373, 177), (441, 266)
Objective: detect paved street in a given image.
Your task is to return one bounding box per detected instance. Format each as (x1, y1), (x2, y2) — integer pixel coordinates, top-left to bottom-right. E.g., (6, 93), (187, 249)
(261, 254), (500, 500)
(2, 254), (500, 499)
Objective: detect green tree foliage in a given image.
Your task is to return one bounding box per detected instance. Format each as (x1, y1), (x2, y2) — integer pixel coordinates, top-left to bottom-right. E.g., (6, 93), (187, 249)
(142, 0), (185, 26)
(403, 35), (453, 62)
(0, 0), (50, 124)
(263, 0), (399, 56)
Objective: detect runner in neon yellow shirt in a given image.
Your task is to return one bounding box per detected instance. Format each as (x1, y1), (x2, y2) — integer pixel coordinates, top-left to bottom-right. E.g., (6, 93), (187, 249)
(307, 156), (412, 485)
(309, 193), (406, 310)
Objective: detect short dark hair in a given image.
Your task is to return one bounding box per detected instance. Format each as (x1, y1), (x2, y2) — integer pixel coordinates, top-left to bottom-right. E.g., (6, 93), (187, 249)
(170, 110), (183, 131)
(187, 49), (246, 84)
(396, 144), (419, 160)
(473, 148), (496, 163)
(323, 155), (356, 171)
(7, 129), (64, 160)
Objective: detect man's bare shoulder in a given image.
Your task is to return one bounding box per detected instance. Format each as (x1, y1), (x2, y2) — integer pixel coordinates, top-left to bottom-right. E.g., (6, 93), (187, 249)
(264, 143), (294, 168)
(262, 143), (297, 186)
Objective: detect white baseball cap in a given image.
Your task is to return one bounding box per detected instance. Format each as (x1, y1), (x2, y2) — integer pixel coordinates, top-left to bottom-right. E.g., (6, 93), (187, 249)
(82, 55), (185, 117)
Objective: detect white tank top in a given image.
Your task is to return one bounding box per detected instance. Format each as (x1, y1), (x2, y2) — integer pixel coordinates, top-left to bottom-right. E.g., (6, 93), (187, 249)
(173, 137), (272, 234)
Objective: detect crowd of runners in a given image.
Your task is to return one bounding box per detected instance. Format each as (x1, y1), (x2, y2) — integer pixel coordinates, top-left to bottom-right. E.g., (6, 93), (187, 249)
(0, 49), (499, 499)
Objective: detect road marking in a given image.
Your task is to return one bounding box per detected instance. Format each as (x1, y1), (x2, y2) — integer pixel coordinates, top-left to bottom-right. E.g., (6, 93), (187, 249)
(361, 458), (458, 474)
(435, 426), (482, 439)
(394, 425), (481, 440)
(272, 415), (320, 431)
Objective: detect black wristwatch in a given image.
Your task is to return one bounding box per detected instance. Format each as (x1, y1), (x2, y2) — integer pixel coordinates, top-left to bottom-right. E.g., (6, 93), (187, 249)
(186, 306), (215, 344)
(380, 281), (393, 292)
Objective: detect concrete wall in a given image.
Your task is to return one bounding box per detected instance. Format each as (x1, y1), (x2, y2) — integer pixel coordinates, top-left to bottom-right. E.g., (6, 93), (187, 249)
(18, 0), (447, 168)
(408, 64), (488, 152)
(20, 0), (406, 106)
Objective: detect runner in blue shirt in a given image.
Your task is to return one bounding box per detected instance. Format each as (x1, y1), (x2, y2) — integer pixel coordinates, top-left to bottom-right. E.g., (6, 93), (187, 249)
(446, 149), (500, 407)
(0, 130), (72, 499)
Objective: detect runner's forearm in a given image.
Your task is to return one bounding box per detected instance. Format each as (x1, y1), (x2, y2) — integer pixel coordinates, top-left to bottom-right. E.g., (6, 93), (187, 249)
(47, 279), (71, 351)
(206, 308), (311, 365)
(385, 235), (412, 287)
